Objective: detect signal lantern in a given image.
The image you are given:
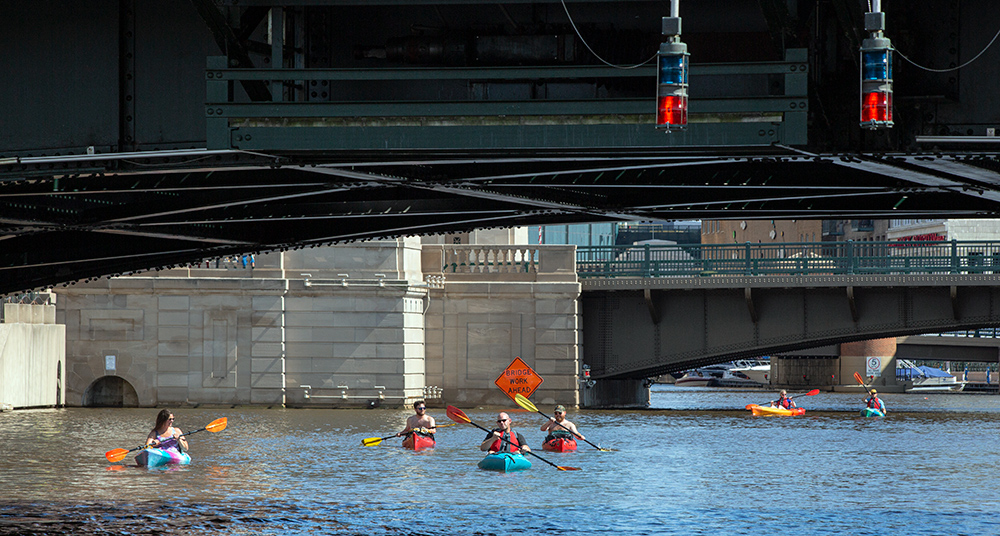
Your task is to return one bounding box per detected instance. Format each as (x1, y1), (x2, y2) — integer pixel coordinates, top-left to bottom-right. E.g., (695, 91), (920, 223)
(656, 40), (688, 131)
(859, 8), (893, 130)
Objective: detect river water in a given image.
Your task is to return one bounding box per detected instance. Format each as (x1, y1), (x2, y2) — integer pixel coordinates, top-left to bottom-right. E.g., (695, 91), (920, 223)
(3, 386), (1000, 535)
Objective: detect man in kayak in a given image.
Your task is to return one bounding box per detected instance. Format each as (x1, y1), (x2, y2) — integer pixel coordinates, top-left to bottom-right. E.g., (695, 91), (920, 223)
(540, 405), (585, 443)
(396, 400), (436, 439)
(770, 390), (796, 409)
(480, 412), (531, 455)
(865, 389), (887, 414)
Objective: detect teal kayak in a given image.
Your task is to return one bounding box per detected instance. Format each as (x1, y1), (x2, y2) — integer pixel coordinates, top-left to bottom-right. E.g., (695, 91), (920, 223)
(860, 407), (885, 418)
(478, 452), (532, 472)
(136, 448), (191, 468)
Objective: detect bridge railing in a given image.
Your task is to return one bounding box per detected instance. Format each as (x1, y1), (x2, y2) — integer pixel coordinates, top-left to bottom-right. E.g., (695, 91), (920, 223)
(577, 240), (1000, 277)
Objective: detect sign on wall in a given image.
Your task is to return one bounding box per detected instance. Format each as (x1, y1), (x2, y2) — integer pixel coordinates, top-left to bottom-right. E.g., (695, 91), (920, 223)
(494, 357), (544, 401)
(866, 356), (882, 378)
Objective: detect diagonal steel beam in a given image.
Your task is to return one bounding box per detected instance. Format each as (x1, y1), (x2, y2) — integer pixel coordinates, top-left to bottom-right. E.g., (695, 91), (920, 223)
(188, 0), (271, 101)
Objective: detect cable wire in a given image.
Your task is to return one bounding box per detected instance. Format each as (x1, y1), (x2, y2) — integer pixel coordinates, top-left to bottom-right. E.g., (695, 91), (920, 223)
(895, 23), (1000, 73)
(559, 0), (657, 69)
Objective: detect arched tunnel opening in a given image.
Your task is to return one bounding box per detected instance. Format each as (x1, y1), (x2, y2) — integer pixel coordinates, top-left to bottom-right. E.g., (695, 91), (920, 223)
(84, 376), (139, 407)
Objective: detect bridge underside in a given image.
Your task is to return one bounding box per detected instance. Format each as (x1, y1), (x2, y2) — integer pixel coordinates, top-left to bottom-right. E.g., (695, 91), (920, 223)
(581, 276), (1000, 380)
(4, 1), (1000, 294)
(4, 149), (1000, 295)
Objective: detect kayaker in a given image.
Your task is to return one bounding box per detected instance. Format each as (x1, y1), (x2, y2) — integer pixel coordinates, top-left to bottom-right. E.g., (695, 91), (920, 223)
(540, 405), (585, 442)
(480, 412), (531, 455)
(865, 389), (887, 414)
(396, 400), (436, 439)
(770, 390), (796, 409)
(145, 409), (188, 452)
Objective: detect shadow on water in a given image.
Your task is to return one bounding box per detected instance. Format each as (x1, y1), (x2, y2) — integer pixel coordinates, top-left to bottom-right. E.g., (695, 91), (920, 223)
(4, 388), (1000, 534)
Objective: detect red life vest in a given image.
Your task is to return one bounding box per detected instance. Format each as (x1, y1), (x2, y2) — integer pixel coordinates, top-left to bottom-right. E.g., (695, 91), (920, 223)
(490, 430), (520, 453)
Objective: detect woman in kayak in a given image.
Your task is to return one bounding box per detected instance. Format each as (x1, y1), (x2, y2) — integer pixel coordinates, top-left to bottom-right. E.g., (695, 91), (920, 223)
(865, 389), (887, 414)
(540, 405), (585, 442)
(480, 412), (531, 455)
(146, 409), (188, 452)
(770, 390), (797, 409)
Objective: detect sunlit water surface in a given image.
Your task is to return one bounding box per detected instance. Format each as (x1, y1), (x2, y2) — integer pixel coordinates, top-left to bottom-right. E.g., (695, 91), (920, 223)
(3, 386), (1000, 535)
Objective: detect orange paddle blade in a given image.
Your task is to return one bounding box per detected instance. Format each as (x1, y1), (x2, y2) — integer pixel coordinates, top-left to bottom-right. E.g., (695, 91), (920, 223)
(205, 417), (227, 433)
(446, 405), (471, 424)
(104, 448), (130, 463)
(805, 389), (820, 396)
(853, 372), (865, 385)
(744, 404), (758, 410)
(557, 465), (581, 471)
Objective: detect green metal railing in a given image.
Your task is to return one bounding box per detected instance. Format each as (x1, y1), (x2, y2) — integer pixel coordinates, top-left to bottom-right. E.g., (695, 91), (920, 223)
(576, 240), (1000, 278)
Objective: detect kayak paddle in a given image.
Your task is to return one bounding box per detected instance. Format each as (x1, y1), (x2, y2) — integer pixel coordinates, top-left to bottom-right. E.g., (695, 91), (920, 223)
(361, 423), (458, 446)
(854, 372), (886, 414)
(744, 389), (820, 410)
(853, 371), (875, 396)
(514, 394), (613, 452)
(362, 434), (399, 447)
(445, 405), (580, 471)
(104, 417), (228, 463)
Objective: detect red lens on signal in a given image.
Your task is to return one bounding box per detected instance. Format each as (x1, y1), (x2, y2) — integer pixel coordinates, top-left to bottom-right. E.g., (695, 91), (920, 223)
(657, 95), (688, 127)
(862, 91), (892, 123)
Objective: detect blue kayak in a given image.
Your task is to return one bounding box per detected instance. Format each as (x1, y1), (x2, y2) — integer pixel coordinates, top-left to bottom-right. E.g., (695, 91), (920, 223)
(860, 407), (885, 418)
(136, 448), (191, 468)
(478, 452), (532, 472)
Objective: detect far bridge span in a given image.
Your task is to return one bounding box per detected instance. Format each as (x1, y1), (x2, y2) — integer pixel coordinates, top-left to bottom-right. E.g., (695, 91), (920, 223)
(576, 240), (1000, 405)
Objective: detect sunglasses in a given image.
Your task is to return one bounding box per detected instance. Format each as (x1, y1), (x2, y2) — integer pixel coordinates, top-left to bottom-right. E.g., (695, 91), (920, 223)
(497, 419), (509, 423)
(416, 407), (426, 411)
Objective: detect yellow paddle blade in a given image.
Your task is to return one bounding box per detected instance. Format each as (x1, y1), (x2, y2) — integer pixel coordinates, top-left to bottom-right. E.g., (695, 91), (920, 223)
(362, 437), (384, 447)
(514, 394), (538, 413)
(104, 448), (130, 463)
(556, 465), (582, 471)
(205, 417), (227, 433)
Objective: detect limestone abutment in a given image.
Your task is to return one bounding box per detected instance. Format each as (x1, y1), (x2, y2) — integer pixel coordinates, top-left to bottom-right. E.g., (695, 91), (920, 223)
(55, 241), (587, 408)
(0, 298), (65, 410)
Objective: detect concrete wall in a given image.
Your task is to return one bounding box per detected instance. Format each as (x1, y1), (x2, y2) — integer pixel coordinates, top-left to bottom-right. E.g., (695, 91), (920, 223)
(56, 240), (583, 408)
(58, 239), (430, 408)
(0, 303), (66, 409)
(422, 244), (581, 406)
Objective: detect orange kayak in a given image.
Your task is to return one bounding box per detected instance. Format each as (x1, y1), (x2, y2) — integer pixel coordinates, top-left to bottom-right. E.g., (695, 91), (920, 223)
(749, 404), (805, 416)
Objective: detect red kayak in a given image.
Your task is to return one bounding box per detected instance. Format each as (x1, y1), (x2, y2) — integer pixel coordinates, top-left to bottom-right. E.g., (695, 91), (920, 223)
(402, 433), (435, 450)
(542, 437), (578, 452)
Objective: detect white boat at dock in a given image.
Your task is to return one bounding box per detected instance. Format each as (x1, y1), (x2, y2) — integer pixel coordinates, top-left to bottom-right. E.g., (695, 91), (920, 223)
(730, 359), (770, 385)
(897, 360), (966, 393)
(673, 362), (765, 388)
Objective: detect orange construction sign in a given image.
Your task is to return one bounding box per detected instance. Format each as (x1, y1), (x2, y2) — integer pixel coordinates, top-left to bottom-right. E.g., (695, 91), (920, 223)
(494, 357), (544, 401)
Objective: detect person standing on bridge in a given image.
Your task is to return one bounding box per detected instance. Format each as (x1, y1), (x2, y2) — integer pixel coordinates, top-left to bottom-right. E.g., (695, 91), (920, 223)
(770, 390), (796, 409)
(865, 389), (887, 414)
(540, 405), (585, 443)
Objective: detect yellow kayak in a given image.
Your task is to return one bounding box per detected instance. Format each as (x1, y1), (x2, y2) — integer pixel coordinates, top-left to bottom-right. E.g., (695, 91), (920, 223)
(749, 404), (806, 416)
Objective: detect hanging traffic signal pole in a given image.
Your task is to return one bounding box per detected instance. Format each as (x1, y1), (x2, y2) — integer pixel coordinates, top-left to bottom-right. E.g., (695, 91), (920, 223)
(655, 0), (688, 131)
(860, 0), (894, 129)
